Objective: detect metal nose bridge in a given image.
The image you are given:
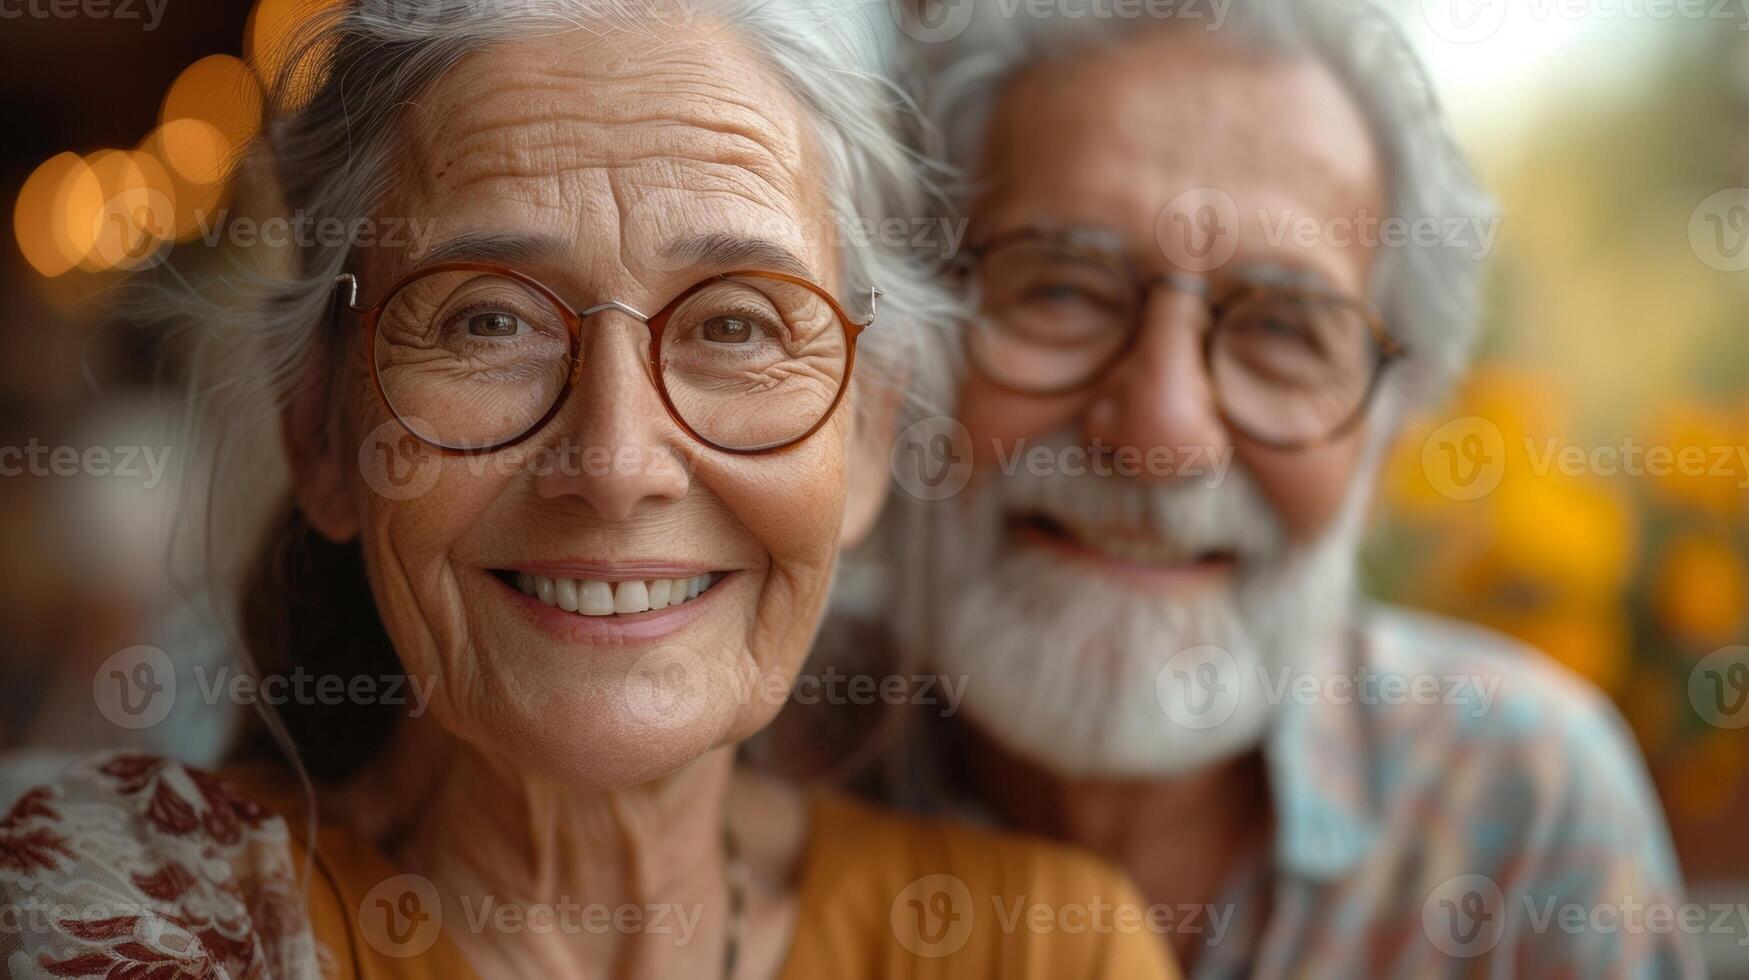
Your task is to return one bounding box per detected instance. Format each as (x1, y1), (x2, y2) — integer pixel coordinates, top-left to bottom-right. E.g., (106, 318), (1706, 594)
(567, 300), (654, 385)
(576, 299), (652, 321)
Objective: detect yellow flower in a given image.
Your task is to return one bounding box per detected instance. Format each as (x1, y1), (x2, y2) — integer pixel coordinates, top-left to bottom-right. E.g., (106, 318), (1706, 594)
(1643, 401), (1747, 522)
(1490, 471), (1636, 602)
(1650, 533), (1748, 651)
(1382, 362), (1566, 520)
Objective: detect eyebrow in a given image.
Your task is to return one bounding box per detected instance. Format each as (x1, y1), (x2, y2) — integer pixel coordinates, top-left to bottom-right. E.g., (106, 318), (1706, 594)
(659, 233), (815, 280)
(1227, 261), (1337, 291)
(414, 230), (818, 282)
(417, 231), (571, 267)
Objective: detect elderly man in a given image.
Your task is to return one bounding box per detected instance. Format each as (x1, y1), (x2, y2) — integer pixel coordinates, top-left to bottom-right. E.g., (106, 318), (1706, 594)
(879, 0), (1701, 975)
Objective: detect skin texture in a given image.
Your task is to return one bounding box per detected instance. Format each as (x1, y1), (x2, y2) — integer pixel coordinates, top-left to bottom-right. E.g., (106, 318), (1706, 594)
(963, 26), (1385, 539)
(286, 23), (887, 978)
(956, 25), (1388, 969)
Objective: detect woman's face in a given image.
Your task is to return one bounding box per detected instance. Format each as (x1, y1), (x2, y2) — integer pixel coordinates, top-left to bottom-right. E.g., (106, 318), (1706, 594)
(293, 25), (886, 788)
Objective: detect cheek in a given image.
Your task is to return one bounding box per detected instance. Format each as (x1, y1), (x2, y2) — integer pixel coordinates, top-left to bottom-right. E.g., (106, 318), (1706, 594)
(715, 419), (849, 665)
(959, 377), (1089, 471)
(351, 424), (516, 687)
(1240, 426), (1368, 540)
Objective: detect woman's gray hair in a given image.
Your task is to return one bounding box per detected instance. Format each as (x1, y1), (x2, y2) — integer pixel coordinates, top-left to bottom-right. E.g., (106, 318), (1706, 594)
(911, 0), (1497, 419)
(180, 0), (957, 579)
(151, 0), (963, 783)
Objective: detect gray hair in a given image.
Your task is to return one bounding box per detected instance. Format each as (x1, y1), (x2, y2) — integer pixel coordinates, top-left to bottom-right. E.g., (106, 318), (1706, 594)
(175, 0), (958, 581)
(909, 0), (1496, 419)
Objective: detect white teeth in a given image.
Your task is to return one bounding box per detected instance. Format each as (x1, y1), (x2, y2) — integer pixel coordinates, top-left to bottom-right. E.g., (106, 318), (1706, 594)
(515, 572), (716, 616)
(578, 580), (615, 616)
(554, 577), (580, 613)
(614, 580), (650, 614)
(1077, 527), (1197, 565)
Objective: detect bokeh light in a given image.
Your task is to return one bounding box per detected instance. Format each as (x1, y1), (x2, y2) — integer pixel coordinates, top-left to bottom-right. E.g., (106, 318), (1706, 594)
(78, 149), (176, 273)
(160, 54), (261, 178)
(245, 0), (341, 103)
(151, 117), (231, 187)
(14, 153), (95, 278)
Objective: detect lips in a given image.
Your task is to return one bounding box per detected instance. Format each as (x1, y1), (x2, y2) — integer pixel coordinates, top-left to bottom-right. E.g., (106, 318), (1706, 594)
(500, 571), (722, 617)
(1007, 512), (1237, 569)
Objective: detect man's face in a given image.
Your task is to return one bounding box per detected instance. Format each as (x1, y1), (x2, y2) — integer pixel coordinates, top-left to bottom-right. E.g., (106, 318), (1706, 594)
(929, 27), (1392, 777)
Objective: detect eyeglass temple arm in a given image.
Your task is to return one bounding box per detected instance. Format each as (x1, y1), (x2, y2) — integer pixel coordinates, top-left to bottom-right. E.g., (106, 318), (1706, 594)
(855, 287), (883, 329)
(334, 273), (367, 314)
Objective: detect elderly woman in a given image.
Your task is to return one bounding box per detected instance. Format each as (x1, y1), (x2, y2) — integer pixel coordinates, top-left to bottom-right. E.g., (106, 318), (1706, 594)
(0, 3), (1176, 978)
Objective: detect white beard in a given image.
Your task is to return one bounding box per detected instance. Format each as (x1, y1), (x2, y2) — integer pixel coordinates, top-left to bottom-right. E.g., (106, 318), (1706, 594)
(917, 437), (1365, 779)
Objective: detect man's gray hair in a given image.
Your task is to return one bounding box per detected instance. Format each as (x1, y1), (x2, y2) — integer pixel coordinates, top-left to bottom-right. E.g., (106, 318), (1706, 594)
(910, 0), (1496, 417)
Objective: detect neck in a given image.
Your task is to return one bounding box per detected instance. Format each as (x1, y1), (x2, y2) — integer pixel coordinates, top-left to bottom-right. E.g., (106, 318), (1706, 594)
(967, 726), (1273, 968)
(338, 715), (741, 978)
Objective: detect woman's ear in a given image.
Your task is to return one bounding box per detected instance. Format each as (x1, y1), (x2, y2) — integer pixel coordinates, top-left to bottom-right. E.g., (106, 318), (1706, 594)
(841, 379), (902, 548)
(282, 337), (360, 543)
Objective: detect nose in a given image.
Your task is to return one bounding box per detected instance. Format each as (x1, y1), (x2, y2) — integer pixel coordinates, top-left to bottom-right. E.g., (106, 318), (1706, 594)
(1080, 287), (1230, 474)
(531, 317), (690, 519)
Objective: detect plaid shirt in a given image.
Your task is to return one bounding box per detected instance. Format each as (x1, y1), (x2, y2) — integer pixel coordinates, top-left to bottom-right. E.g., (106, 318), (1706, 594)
(1191, 604), (1704, 979)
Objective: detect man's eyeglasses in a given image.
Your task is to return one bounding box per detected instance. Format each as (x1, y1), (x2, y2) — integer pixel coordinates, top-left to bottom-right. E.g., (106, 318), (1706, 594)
(955, 228), (1406, 451)
(333, 262), (879, 455)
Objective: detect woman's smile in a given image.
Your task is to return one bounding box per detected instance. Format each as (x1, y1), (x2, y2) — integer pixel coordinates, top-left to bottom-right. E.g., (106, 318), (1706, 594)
(487, 564), (738, 643)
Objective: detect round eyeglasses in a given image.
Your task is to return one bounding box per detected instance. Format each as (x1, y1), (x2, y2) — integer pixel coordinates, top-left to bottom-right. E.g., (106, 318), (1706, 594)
(333, 263), (879, 455)
(958, 229), (1407, 451)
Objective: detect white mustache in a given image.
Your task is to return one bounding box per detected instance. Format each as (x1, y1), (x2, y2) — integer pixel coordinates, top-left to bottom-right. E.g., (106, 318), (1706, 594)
(984, 434), (1287, 565)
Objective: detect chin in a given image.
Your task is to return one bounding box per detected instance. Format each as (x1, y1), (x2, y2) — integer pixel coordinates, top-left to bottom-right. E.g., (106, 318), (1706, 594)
(475, 681), (745, 790)
(930, 525), (1359, 781)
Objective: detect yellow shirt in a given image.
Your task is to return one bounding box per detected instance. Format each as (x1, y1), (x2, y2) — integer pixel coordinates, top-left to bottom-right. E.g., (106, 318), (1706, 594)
(275, 780), (1176, 979)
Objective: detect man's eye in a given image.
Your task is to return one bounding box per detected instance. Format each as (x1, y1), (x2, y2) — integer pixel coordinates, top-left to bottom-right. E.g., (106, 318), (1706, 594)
(1025, 284), (1115, 312)
(1240, 315), (1309, 341)
(1030, 285), (1083, 303)
(701, 315), (758, 344)
(468, 312), (523, 337)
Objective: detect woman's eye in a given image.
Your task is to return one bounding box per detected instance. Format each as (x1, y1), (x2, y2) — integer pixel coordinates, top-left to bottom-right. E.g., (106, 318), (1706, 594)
(467, 312), (523, 337)
(700, 315), (759, 344)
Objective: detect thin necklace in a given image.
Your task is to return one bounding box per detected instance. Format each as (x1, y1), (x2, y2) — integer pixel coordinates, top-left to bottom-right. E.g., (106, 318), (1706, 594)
(722, 823), (746, 980)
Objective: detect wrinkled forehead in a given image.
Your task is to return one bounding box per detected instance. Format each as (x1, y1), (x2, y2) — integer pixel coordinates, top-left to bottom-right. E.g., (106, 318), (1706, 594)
(376, 24), (832, 292)
(979, 26), (1383, 236)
